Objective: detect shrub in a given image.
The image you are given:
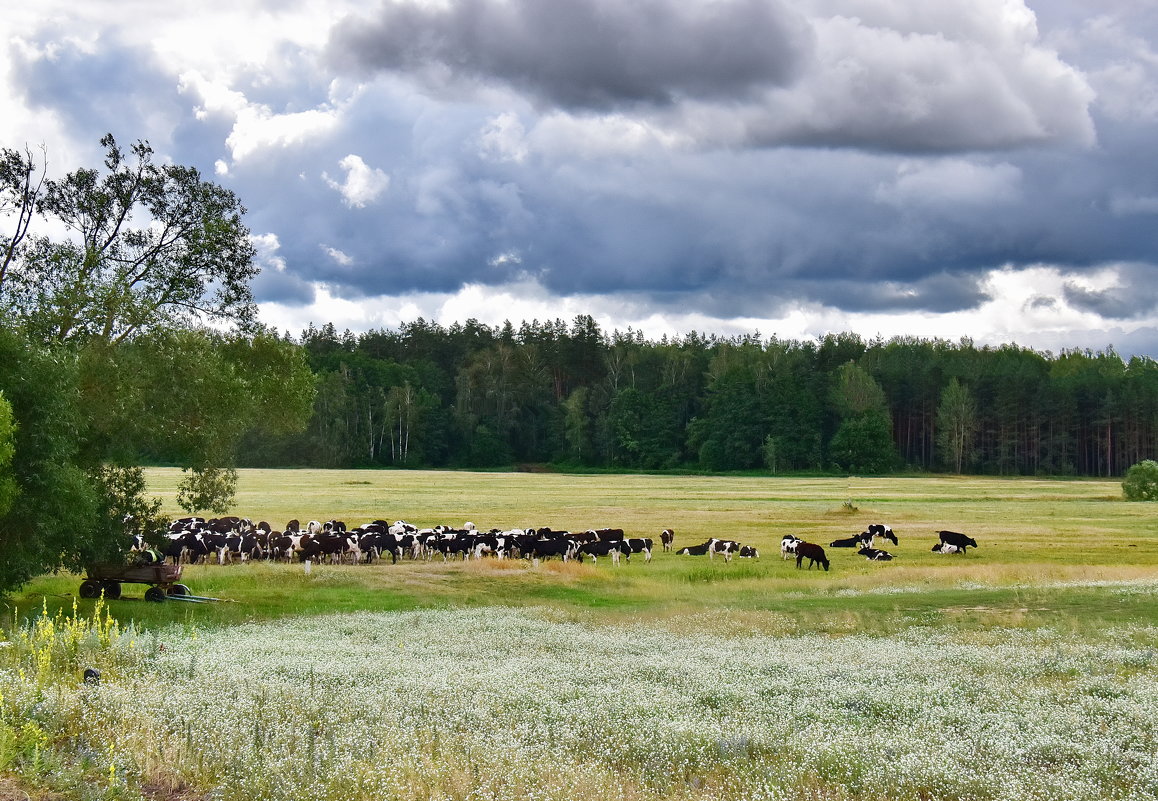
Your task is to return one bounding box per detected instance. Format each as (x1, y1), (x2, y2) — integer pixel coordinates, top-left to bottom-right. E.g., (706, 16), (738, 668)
(1122, 459), (1158, 501)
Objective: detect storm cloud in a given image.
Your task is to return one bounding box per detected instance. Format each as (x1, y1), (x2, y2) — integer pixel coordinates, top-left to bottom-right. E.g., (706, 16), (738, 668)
(328, 0), (810, 109)
(3, 0), (1158, 355)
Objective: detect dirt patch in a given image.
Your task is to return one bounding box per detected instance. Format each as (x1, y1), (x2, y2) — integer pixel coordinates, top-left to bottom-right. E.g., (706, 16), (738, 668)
(0, 778), (30, 801)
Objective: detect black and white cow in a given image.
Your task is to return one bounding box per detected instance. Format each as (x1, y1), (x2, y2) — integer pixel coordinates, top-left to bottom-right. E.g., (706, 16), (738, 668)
(677, 540), (717, 556)
(527, 539), (577, 562)
(830, 532), (872, 548)
(857, 546), (894, 561)
(866, 523), (898, 545)
(931, 542), (960, 554)
(780, 535), (802, 560)
(577, 539), (631, 565)
(624, 538), (653, 563)
(737, 546), (760, 559)
(936, 530), (978, 553)
(660, 529), (675, 552)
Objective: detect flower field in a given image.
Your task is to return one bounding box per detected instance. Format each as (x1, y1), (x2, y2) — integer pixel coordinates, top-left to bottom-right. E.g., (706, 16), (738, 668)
(4, 601), (1158, 800)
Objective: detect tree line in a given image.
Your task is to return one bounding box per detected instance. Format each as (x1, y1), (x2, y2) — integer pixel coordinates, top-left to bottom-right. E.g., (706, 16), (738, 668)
(241, 317), (1158, 478)
(2, 133), (1155, 597)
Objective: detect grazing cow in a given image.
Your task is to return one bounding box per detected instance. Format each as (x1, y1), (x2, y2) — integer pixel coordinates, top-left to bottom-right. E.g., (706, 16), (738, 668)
(936, 530), (978, 552)
(795, 542), (830, 571)
(660, 529), (675, 552)
(527, 539), (576, 562)
(780, 535), (802, 560)
(867, 523), (898, 545)
(931, 542), (960, 554)
(577, 539), (631, 565)
(857, 546), (894, 561)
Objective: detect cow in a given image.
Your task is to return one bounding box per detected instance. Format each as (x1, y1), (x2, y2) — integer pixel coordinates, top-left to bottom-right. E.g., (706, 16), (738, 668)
(936, 530), (978, 552)
(795, 542), (830, 571)
(867, 523), (898, 545)
(577, 539), (631, 565)
(737, 546), (760, 559)
(677, 540), (716, 556)
(780, 535), (802, 560)
(830, 533), (871, 548)
(857, 546), (894, 561)
(931, 542), (960, 554)
(588, 528), (625, 542)
(624, 538), (653, 563)
(527, 539), (576, 562)
(709, 539), (741, 562)
(660, 529), (675, 552)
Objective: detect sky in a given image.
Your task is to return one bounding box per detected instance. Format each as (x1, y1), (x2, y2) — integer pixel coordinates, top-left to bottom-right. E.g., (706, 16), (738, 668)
(4, 0), (1158, 356)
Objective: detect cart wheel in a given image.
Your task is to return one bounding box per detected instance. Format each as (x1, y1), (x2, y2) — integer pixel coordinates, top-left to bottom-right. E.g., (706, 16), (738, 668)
(101, 581), (122, 600)
(79, 579), (101, 599)
(168, 583), (190, 597)
(144, 586), (167, 603)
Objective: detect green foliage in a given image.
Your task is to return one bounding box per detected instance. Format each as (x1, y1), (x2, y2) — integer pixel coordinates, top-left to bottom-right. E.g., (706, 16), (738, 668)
(829, 363), (897, 473)
(828, 411), (897, 474)
(0, 327), (101, 593)
(0, 392), (16, 517)
(177, 464), (239, 515)
(1122, 460), (1158, 501)
(936, 377), (977, 473)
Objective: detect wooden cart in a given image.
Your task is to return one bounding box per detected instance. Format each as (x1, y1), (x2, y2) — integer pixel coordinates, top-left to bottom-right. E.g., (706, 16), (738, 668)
(80, 562), (191, 603)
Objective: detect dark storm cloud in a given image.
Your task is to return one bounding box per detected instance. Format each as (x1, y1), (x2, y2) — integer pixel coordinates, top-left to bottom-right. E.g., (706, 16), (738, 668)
(327, 0), (809, 109)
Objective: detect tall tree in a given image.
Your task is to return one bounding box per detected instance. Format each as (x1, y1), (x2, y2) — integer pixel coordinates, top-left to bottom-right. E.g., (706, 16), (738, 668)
(936, 377), (977, 473)
(2, 134), (256, 345)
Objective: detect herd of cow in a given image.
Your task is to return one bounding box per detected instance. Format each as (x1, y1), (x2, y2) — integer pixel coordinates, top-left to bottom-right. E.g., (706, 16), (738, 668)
(778, 525), (981, 571)
(135, 517), (978, 570)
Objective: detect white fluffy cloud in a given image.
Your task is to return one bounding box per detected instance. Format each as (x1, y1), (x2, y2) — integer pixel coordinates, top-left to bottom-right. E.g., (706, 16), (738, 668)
(323, 154), (390, 208)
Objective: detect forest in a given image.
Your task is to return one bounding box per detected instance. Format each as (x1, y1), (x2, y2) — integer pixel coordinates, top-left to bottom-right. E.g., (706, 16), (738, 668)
(235, 316), (1158, 477)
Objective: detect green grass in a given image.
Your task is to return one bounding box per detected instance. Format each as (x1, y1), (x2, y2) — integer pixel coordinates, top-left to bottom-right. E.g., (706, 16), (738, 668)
(9, 469), (1158, 636)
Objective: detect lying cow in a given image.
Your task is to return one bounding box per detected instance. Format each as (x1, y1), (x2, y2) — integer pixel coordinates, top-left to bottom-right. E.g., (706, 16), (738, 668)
(857, 546), (894, 561)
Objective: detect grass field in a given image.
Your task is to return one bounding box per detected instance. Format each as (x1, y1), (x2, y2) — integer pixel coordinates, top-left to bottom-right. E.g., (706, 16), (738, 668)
(4, 469), (1158, 800)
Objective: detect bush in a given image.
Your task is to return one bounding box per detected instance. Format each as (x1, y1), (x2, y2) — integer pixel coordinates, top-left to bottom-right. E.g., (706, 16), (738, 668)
(1122, 459), (1158, 501)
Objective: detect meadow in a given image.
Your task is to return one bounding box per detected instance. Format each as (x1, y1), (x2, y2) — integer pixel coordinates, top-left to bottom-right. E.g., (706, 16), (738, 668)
(3, 469), (1158, 800)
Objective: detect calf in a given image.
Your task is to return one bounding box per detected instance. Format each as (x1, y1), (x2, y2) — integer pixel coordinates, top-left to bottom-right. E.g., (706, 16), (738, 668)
(936, 530), (977, 553)
(795, 542), (830, 571)
(857, 546), (894, 561)
(931, 542), (960, 554)
(660, 529), (675, 552)
(737, 546), (760, 559)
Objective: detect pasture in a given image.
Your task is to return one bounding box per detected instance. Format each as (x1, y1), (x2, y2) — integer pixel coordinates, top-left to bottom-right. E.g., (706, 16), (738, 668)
(4, 469), (1158, 801)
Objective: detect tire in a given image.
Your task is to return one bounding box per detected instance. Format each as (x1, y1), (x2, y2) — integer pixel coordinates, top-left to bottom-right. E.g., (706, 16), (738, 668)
(79, 579), (101, 599)
(101, 581), (122, 600)
(168, 583), (190, 597)
(144, 586), (167, 603)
